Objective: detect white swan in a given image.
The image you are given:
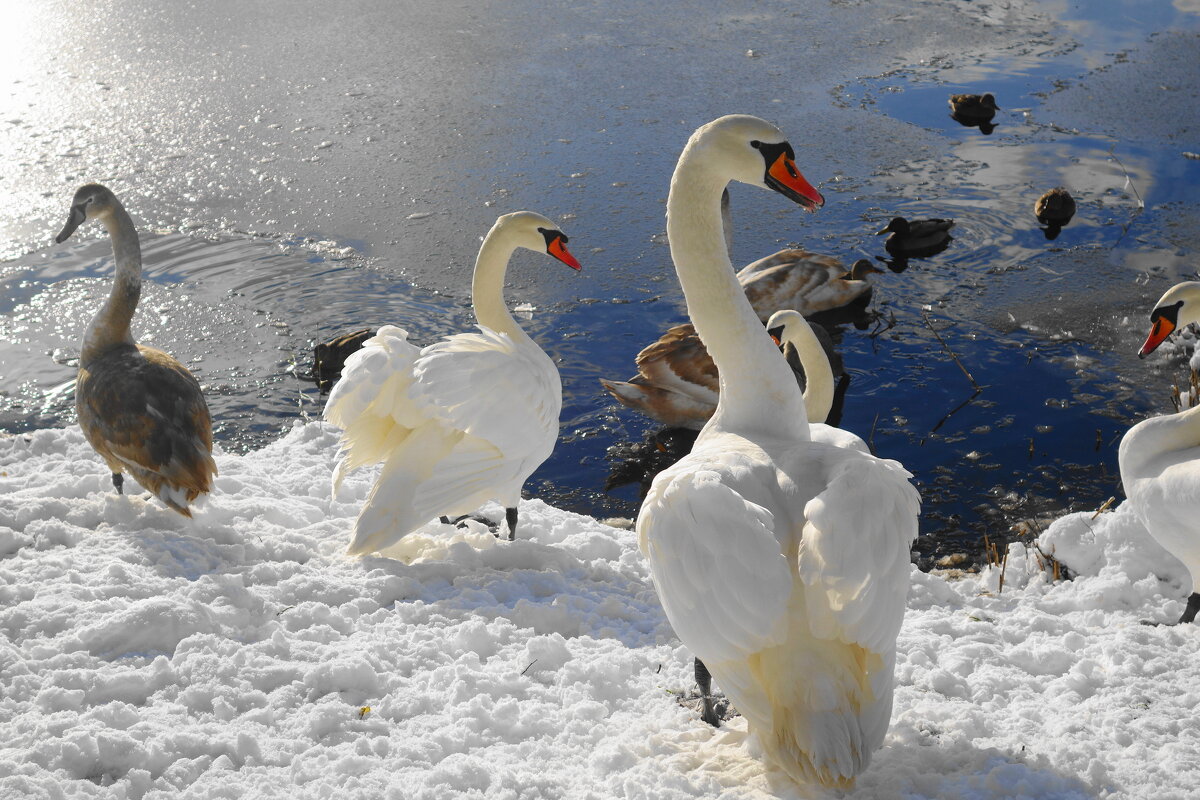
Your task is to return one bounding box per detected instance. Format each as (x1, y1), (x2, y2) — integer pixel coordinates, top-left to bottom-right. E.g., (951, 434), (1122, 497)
(325, 211), (581, 555)
(766, 310), (868, 455)
(599, 310), (843, 430)
(636, 116), (920, 788)
(1120, 281), (1200, 623)
(54, 184), (217, 516)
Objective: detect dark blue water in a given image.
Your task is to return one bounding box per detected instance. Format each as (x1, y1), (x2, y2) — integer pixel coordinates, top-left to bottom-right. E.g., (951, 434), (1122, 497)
(2, 0), (1197, 565)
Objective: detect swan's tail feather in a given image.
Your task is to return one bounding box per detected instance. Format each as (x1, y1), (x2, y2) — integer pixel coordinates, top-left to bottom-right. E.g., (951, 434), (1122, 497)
(346, 423), (457, 556)
(414, 434), (509, 519)
(599, 378), (710, 429)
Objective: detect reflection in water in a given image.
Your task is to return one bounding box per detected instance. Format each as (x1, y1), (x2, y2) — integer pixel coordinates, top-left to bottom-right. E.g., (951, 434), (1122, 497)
(1, 0), (1197, 568)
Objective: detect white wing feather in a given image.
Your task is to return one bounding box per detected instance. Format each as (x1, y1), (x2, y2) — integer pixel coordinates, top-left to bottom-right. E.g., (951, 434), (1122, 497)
(638, 469), (793, 665)
(324, 326), (423, 487)
(799, 455), (920, 654)
(411, 327), (562, 458)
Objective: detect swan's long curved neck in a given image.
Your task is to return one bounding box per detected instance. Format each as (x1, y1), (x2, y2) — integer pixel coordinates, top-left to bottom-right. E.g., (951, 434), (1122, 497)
(471, 224), (529, 343)
(81, 203), (141, 366)
(788, 328), (834, 425)
(667, 157), (809, 440)
(1123, 402), (1200, 479)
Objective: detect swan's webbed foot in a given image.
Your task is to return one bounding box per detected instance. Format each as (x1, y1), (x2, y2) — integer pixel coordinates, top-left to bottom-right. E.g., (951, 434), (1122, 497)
(506, 507), (518, 541)
(1180, 592), (1200, 625)
(695, 657), (720, 728)
(112, 473), (124, 494)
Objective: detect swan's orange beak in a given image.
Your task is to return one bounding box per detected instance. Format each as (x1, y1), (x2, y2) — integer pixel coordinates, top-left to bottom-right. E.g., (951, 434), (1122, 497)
(766, 152), (824, 212)
(1139, 317), (1175, 358)
(767, 325), (784, 346)
(548, 235), (582, 270)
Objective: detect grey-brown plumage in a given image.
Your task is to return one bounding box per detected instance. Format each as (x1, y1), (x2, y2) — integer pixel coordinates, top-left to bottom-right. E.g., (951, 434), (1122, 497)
(948, 92), (999, 123)
(57, 183), (217, 515)
(1035, 187), (1076, 225)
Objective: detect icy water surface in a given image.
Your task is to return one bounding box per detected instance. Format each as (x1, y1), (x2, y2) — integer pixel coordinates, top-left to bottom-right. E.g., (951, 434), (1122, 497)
(2, 0), (1198, 563)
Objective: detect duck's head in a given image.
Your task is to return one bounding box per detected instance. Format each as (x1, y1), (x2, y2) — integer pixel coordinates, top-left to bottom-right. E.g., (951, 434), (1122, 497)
(689, 115), (824, 212)
(847, 258), (884, 280)
(876, 217), (910, 236)
(495, 211), (581, 270)
(1140, 281), (1200, 357)
(56, 183), (119, 244)
(980, 93), (1000, 110)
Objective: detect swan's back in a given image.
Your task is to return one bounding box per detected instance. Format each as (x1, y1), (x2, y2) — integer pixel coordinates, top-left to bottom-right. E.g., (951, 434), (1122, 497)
(76, 343), (217, 515)
(737, 250), (870, 320)
(638, 428), (917, 786)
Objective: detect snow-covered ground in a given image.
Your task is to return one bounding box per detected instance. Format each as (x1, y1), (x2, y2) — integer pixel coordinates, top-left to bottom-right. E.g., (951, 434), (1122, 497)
(2, 423), (1197, 799)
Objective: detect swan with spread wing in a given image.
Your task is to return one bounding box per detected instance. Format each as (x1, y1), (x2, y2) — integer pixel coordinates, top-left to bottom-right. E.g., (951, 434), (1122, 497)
(325, 212), (581, 555)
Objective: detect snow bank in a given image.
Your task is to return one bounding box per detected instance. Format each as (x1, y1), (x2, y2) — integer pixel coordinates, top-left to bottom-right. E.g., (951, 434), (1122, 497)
(1, 424), (1198, 799)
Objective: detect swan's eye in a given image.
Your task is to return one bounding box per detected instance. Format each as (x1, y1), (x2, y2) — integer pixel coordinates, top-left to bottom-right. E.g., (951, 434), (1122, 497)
(1151, 300), (1184, 325)
(537, 227), (566, 247)
(749, 140), (762, 149)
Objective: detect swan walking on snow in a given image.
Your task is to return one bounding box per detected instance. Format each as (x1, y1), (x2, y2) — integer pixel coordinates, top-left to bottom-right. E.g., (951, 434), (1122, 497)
(55, 184), (217, 516)
(325, 212), (581, 555)
(1121, 281), (1200, 624)
(636, 116), (919, 788)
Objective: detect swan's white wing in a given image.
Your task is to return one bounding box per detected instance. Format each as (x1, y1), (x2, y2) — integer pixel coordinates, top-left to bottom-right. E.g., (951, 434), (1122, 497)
(324, 326), (424, 482)
(810, 423), (869, 454)
(411, 326), (562, 458)
(638, 468), (793, 664)
(798, 454), (919, 654)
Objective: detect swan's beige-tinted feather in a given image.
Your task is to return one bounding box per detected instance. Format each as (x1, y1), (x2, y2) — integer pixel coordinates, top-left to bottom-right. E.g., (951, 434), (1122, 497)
(737, 249), (872, 321)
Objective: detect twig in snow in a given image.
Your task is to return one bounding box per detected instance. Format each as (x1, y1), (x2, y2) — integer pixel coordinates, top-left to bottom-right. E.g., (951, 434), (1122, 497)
(520, 660), (538, 676)
(1091, 497), (1116, 519)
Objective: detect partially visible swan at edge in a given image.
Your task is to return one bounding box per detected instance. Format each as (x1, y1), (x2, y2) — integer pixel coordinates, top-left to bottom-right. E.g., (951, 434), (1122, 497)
(54, 183), (217, 516)
(325, 212), (581, 555)
(1120, 281), (1200, 624)
(636, 115), (919, 789)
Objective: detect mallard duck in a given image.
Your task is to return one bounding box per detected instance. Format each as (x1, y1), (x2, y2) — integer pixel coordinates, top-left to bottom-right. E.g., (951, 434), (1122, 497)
(301, 328), (374, 392)
(1035, 187), (1076, 226)
(948, 92), (999, 123)
(55, 184), (217, 515)
(876, 216), (954, 257)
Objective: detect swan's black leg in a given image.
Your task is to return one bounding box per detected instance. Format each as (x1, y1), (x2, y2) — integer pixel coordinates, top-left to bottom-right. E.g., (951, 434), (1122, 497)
(695, 657), (720, 728)
(112, 473), (124, 494)
(506, 507), (518, 541)
(1179, 593), (1200, 625)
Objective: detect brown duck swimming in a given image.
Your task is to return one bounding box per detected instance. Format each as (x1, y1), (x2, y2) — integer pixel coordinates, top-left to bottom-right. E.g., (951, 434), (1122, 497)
(948, 92), (999, 123)
(56, 184), (217, 515)
(1035, 187), (1076, 226)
